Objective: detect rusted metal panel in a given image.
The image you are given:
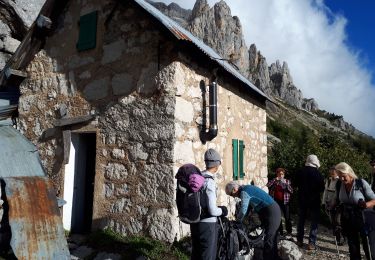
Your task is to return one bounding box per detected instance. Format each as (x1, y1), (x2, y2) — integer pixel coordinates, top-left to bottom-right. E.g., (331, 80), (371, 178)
(3, 176), (70, 260)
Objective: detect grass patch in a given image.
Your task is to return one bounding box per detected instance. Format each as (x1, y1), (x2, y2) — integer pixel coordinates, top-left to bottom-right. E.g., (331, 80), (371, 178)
(85, 229), (189, 260)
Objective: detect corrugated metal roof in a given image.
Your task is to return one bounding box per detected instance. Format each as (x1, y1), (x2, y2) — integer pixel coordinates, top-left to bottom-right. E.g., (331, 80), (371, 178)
(0, 125), (45, 178)
(134, 0), (270, 101)
(3, 176), (70, 260)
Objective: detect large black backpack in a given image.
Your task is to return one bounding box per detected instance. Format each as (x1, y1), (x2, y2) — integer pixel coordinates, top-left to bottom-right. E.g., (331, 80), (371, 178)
(175, 164), (212, 224)
(217, 218), (251, 260)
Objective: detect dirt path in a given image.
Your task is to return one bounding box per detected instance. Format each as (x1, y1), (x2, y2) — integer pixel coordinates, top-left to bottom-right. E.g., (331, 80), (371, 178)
(288, 224), (367, 260)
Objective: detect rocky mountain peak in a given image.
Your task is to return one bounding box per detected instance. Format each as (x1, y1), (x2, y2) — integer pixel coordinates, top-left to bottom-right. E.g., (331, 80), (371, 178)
(147, 1), (191, 28)
(191, 0), (209, 18)
(302, 98), (319, 111)
(188, 0), (249, 75)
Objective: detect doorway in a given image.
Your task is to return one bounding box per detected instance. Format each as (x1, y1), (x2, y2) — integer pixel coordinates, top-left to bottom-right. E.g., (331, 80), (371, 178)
(63, 133), (96, 233)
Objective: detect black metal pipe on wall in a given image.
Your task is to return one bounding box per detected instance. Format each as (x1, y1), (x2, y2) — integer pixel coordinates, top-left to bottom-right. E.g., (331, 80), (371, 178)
(200, 81), (218, 143)
(208, 82), (218, 137)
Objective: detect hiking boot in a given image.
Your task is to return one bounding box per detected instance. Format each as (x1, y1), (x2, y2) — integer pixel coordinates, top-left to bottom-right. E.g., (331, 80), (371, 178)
(307, 243), (316, 250)
(296, 241), (303, 248)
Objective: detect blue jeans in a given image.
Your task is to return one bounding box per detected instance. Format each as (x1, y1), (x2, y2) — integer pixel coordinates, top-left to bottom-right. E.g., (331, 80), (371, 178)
(297, 204), (320, 245)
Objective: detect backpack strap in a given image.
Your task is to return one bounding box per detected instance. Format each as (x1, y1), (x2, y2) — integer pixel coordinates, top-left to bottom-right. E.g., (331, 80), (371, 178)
(201, 174), (213, 188)
(199, 174), (214, 219)
(355, 178), (369, 202)
(327, 178), (331, 188)
(335, 179), (342, 206)
(236, 228), (250, 255)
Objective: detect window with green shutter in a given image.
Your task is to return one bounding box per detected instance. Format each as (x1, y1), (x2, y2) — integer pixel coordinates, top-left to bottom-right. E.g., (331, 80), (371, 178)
(232, 139), (239, 180)
(232, 139), (245, 180)
(76, 11), (98, 51)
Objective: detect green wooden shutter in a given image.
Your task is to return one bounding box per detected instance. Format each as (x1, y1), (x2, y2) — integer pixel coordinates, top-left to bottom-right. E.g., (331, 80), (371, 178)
(232, 139), (239, 180)
(77, 11), (98, 51)
(239, 140), (245, 179)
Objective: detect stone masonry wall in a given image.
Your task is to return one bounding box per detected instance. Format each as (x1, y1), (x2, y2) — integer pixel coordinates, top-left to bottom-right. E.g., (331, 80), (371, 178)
(170, 60), (267, 239)
(18, 0), (178, 242)
(16, 0), (267, 243)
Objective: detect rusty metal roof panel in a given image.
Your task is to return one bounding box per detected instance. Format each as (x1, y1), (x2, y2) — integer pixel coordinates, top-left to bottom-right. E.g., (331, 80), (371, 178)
(134, 0), (270, 101)
(0, 125), (45, 178)
(3, 176), (70, 260)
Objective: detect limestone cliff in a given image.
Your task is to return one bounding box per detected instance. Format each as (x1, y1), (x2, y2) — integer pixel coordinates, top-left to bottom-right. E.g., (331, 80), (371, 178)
(150, 0), (312, 110)
(149, 0), (366, 135)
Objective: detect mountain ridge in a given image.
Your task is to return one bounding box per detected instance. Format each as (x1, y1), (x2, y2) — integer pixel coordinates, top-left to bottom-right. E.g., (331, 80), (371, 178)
(148, 0), (367, 138)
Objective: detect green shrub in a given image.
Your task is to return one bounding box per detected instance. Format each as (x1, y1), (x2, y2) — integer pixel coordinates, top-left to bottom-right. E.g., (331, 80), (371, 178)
(268, 119), (374, 217)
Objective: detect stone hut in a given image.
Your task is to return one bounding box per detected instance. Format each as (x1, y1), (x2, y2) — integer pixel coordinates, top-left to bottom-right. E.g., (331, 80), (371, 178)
(0, 0), (270, 242)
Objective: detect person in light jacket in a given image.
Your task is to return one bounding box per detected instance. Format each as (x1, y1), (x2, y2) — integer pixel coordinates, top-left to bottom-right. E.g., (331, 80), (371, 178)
(335, 162), (375, 260)
(322, 167), (344, 245)
(190, 148), (228, 260)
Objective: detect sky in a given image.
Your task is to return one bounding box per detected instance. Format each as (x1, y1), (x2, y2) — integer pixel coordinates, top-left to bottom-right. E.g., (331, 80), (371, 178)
(156, 0), (375, 137)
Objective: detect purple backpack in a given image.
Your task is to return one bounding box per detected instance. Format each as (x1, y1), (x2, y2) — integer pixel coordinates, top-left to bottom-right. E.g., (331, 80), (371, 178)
(175, 164), (212, 223)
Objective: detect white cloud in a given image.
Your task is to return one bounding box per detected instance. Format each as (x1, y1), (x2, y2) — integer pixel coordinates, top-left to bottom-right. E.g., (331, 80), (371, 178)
(155, 0), (375, 136)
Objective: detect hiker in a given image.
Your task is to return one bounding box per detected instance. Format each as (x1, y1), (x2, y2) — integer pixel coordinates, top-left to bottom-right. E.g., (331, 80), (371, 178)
(335, 162), (375, 260)
(225, 181), (281, 260)
(295, 154), (325, 250)
(266, 167), (293, 236)
(190, 148), (228, 260)
(370, 159), (375, 192)
(322, 167), (344, 245)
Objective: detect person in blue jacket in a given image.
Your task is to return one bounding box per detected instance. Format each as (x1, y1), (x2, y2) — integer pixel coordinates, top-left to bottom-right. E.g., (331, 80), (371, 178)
(225, 181), (281, 260)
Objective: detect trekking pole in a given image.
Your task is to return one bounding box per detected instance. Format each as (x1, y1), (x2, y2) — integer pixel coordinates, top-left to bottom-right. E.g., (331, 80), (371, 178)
(333, 232), (340, 258)
(358, 199), (372, 260)
(325, 207), (341, 257)
(218, 216), (224, 233)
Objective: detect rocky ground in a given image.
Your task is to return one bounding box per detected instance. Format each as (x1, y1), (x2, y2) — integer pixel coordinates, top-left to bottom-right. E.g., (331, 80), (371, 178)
(67, 224), (363, 260)
(282, 222), (370, 260)
(286, 225), (350, 260)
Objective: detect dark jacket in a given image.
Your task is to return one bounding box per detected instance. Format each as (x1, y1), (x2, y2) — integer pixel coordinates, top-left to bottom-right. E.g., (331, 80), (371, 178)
(296, 166), (325, 207)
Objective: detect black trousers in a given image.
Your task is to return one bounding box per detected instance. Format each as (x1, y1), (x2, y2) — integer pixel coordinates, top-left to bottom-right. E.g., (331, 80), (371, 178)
(297, 203), (320, 245)
(190, 221), (218, 260)
(258, 202), (281, 260)
(275, 200), (292, 234)
(342, 208), (373, 260)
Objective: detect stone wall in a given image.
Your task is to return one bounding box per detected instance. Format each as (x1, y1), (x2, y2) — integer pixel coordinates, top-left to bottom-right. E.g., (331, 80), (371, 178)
(170, 60), (267, 239)
(18, 0), (178, 242)
(16, 0), (267, 243)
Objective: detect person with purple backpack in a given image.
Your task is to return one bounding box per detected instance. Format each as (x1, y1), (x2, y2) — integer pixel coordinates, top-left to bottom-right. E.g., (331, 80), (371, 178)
(190, 148), (228, 260)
